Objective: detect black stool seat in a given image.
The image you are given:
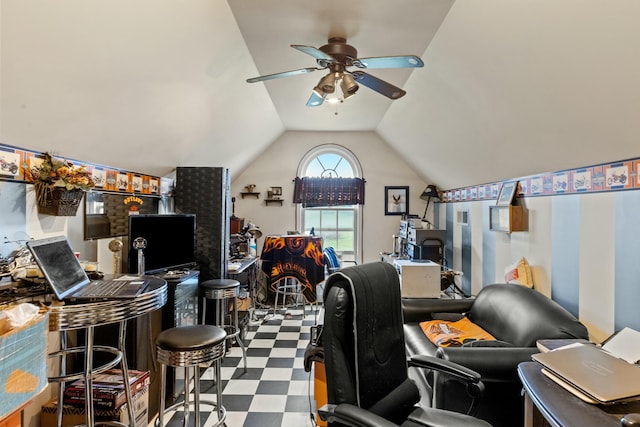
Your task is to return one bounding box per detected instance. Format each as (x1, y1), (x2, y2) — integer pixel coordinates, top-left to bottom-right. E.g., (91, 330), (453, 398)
(201, 278), (240, 290)
(157, 324), (226, 352)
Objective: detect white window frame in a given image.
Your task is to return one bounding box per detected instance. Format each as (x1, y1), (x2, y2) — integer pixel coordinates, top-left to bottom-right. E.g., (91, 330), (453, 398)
(296, 144), (363, 264)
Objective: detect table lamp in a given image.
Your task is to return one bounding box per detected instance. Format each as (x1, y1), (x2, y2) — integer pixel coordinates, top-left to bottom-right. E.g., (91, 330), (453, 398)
(420, 185), (440, 222)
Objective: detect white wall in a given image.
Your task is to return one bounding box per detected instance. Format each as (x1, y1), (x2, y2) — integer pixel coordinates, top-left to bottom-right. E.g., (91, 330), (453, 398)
(442, 188), (640, 344)
(230, 130), (429, 263)
(0, 183), (93, 426)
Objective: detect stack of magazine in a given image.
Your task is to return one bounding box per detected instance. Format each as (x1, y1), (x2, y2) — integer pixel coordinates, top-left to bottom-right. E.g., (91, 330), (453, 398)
(63, 369), (150, 409)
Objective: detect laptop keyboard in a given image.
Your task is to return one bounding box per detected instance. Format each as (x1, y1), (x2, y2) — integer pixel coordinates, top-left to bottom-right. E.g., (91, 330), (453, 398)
(74, 279), (128, 297)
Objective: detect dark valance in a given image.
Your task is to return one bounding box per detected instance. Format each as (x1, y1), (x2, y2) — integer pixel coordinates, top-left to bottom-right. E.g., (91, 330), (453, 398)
(293, 177), (365, 207)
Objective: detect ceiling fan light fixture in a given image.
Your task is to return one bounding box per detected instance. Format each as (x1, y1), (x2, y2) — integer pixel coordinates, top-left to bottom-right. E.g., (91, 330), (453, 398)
(342, 91), (356, 102)
(340, 73), (359, 96)
(248, 38), (425, 106)
(318, 73), (337, 94)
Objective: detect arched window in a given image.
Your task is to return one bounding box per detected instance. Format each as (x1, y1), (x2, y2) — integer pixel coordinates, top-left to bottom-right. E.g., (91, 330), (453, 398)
(296, 144), (363, 263)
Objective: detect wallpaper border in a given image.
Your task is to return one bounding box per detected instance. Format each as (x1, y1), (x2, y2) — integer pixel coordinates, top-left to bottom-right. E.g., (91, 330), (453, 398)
(442, 157), (637, 203)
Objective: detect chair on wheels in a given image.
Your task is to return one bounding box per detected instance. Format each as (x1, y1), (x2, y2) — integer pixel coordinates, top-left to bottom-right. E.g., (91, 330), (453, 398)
(319, 262), (492, 427)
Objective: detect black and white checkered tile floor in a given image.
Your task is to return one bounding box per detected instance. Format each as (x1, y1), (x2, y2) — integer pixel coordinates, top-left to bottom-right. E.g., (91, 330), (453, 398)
(160, 307), (321, 427)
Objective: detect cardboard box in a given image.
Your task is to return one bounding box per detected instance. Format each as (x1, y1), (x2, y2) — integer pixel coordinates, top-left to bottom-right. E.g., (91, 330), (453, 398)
(41, 386), (148, 427)
(0, 307), (49, 420)
(237, 296), (252, 312)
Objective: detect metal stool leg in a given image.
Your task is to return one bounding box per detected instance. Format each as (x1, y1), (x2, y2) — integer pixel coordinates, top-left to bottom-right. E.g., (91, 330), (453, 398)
(233, 295), (248, 372)
(193, 365), (201, 427)
(158, 362), (167, 427)
(215, 358), (223, 420)
(274, 281), (281, 315)
(183, 366), (190, 427)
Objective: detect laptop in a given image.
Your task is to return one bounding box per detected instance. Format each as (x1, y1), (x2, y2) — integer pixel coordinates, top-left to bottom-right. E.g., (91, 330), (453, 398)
(27, 236), (149, 300)
(532, 343), (640, 404)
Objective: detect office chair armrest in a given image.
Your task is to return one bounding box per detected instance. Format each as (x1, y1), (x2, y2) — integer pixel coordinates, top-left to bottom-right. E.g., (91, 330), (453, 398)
(409, 354), (481, 384)
(436, 346), (539, 382)
(409, 354), (485, 416)
(318, 403), (399, 427)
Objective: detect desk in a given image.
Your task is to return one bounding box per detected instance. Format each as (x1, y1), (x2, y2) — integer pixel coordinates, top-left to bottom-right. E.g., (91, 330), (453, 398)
(228, 257), (259, 313)
(260, 235), (324, 303)
(228, 257), (258, 292)
(518, 361), (640, 427)
(48, 276), (167, 427)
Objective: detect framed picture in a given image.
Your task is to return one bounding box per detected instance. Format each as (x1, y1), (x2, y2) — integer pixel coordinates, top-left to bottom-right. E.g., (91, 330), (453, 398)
(385, 186), (409, 216)
(267, 186), (282, 199)
(496, 181), (518, 206)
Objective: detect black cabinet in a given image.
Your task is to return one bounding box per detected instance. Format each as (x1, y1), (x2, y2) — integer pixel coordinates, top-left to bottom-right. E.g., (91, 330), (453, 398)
(175, 167), (230, 283)
(175, 166), (230, 324)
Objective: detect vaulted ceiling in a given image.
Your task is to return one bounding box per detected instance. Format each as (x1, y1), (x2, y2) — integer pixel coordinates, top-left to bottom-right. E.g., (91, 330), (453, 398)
(2, 0), (639, 190)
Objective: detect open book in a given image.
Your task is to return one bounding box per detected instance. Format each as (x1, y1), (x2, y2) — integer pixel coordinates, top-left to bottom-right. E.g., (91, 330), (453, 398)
(601, 327), (640, 365)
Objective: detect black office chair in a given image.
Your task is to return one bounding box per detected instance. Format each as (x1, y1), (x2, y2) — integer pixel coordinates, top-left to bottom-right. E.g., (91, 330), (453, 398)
(319, 262), (491, 427)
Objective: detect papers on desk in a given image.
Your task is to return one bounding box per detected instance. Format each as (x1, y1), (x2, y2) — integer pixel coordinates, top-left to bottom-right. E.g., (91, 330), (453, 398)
(537, 327), (640, 364)
(536, 338), (591, 353)
(602, 327), (640, 365)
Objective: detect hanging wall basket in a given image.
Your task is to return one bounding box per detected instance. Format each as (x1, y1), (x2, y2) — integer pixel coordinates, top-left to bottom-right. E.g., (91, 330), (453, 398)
(34, 182), (85, 216)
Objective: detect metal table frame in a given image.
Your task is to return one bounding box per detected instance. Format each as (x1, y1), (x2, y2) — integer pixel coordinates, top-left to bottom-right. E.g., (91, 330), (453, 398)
(47, 277), (167, 427)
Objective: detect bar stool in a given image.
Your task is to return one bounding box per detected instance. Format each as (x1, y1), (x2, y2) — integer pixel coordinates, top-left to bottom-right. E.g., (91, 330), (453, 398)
(274, 277), (305, 314)
(200, 278), (248, 372)
(156, 324), (227, 427)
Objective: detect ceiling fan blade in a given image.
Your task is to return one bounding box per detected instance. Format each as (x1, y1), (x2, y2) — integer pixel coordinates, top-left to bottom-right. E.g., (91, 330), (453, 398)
(352, 55), (424, 69)
(246, 67), (320, 83)
(291, 45), (336, 62)
(351, 71), (406, 99)
(306, 90), (326, 107)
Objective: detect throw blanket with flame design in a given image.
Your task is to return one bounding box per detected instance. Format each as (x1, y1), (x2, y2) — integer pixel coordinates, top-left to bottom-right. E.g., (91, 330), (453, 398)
(260, 235), (324, 303)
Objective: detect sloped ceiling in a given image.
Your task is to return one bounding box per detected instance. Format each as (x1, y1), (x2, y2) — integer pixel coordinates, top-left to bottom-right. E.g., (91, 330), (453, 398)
(2, 1), (640, 190)
(229, 0), (454, 131)
(380, 0), (640, 188)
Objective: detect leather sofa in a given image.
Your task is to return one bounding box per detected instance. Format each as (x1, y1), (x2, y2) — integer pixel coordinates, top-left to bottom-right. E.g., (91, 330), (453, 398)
(403, 283), (589, 427)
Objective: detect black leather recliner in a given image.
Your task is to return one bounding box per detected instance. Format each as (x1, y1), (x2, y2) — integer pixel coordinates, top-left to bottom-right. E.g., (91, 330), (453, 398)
(319, 262), (492, 427)
(403, 283), (589, 427)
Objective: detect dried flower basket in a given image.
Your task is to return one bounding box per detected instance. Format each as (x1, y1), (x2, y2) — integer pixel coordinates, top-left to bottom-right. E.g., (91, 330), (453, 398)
(34, 181), (85, 216)
(0, 306), (49, 419)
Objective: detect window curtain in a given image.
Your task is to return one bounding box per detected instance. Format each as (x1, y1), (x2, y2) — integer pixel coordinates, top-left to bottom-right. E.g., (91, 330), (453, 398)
(293, 177), (365, 207)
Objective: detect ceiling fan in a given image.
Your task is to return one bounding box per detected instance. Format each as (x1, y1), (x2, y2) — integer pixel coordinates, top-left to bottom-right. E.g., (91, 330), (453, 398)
(246, 37), (424, 107)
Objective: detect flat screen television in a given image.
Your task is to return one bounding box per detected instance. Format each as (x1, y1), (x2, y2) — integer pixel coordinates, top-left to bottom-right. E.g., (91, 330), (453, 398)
(127, 214), (197, 274)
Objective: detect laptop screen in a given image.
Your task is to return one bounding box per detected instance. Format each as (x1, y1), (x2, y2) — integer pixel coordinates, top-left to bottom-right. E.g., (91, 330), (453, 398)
(27, 236), (90, 300)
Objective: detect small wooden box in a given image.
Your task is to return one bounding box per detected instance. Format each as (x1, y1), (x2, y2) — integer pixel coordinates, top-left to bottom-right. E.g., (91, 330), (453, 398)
(489, 205), (527, 233)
